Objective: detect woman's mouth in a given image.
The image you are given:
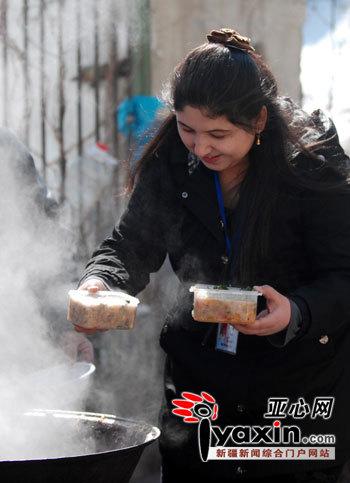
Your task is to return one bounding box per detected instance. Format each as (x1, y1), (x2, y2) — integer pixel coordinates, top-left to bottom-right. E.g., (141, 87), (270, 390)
(202, 155), (221, 164)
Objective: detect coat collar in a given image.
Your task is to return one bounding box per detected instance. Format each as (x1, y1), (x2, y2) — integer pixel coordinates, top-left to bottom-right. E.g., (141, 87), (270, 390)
(168, 140), (224, 244)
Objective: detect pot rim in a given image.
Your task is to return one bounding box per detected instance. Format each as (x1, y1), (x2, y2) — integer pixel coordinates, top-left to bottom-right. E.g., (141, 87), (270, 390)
(1, 409), (160, 463)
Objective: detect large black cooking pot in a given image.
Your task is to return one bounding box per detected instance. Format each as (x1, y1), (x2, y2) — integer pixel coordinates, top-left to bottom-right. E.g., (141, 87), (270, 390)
(0, 409), (160, 483)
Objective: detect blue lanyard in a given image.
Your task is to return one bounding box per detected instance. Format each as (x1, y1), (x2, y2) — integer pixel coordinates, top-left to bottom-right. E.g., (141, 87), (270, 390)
(214, 172), (232, 256)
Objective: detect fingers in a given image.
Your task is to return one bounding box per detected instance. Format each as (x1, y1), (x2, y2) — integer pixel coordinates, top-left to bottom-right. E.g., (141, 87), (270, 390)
(234, 326), (274, 336)
(256, 309), (269, 320)
(80, 284), (102, 294)
(78, 340), (95, 363)
(252, 311), (279, 327)
(86, 285), (100, 293)
(74, 325), (93, 334)
(74, 324), (107, 334)
(254, 284), (282, 302)
(230, 310), (272, 333)
(78, 278), (107, 293)
(231, 307), (290, 336)
(232, 320), (275, 336)
(60, 331), (95, 362)
(232, 323), (279, 336)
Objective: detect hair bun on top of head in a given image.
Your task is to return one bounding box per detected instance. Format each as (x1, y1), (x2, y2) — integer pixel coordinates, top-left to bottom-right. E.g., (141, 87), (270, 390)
(206, 28), (255, 52)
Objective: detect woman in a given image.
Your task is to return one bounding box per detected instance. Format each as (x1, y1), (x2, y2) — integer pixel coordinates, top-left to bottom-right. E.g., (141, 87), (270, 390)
(75, 29), (350, 482)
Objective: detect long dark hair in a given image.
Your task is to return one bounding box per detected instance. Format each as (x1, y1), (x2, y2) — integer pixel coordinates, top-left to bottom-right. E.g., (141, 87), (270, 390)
(130, 33), (349, 285)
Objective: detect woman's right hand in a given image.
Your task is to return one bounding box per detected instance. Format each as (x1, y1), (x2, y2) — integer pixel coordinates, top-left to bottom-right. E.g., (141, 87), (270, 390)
(74, 278), (109, 334)
(79, 278), (107, 293)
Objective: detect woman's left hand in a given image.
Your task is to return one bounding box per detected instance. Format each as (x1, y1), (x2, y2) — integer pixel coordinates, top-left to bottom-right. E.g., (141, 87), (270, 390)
(232, 285), (291, 336)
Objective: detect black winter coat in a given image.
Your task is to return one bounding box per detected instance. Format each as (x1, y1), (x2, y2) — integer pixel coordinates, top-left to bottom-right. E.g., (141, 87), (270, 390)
(81, 113), (350, 480)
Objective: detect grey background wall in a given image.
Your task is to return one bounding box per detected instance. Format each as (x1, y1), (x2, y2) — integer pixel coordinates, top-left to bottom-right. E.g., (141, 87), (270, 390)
(150, 0), (306, 102)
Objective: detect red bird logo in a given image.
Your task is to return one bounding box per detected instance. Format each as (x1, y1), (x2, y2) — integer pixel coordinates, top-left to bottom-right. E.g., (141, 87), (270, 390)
(171, 391), (219, 423)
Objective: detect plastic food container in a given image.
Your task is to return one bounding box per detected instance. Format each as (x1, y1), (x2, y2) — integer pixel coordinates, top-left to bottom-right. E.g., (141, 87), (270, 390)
(67, 290), (140, 330)
(189, 285), (261, 325)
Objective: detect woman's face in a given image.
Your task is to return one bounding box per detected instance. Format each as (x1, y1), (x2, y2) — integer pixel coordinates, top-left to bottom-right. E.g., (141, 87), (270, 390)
(176, 105), (263, 174)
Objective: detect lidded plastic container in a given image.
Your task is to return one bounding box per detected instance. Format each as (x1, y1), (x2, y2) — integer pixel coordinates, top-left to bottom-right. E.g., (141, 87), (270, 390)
(189, 284), (261, 325)
(67, 290), (140, 330)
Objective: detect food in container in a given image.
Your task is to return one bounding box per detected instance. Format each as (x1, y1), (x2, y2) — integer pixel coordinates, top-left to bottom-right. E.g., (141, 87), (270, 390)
(189, 284), (261, 324)
(67, 290), (140, 329)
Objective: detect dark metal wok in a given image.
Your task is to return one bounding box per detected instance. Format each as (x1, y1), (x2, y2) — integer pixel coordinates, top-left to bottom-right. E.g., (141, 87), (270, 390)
(0, 409), (160, 483)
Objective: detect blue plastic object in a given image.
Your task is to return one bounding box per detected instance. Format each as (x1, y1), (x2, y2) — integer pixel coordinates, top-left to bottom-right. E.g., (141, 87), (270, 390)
(117, 95), (164, 140)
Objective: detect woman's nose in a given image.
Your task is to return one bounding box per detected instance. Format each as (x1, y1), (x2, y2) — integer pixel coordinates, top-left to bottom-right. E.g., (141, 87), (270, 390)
(193, 137), (211, 158)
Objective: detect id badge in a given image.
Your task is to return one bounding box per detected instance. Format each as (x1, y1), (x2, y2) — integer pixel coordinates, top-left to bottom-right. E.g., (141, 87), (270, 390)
(216, 323), (238, 355)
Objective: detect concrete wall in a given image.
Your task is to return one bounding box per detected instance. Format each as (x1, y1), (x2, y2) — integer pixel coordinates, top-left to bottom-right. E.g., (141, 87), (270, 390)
(301, 0), (350, 153)
(150, 0), (306, 102)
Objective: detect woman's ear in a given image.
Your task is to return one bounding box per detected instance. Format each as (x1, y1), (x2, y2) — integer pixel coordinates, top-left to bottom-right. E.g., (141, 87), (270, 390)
(255, 105), (268, 132)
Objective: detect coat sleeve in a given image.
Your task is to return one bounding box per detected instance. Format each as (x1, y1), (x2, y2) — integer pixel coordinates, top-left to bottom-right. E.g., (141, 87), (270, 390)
(289, 189), (350, 338)
(0, 127), (58, 217)
(79, 157), (168, 296)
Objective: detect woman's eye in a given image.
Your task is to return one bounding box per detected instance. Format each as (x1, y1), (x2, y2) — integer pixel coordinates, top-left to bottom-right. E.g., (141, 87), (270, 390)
(178, 125), (225, 139)
(210, 134), (225, 139)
